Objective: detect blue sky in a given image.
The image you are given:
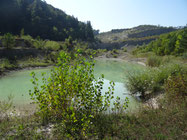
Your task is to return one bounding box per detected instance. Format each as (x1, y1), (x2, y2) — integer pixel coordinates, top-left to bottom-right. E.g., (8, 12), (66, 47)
(45, 0), (187, 32)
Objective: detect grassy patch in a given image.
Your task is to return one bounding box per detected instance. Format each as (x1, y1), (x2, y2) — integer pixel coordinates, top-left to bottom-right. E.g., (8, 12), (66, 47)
(147, 55), (162, 67)
(17, 57), (52, 68)
(91, 98), (187, 139)
(1, 95), (186, 139)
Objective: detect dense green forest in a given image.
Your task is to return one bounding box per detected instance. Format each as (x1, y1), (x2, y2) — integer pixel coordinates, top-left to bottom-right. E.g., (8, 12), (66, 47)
(135, 28), (187, 55)
(0, 0), (94, 41)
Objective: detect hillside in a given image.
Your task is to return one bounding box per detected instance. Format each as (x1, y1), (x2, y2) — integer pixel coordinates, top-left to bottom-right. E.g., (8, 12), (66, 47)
(0, 0), (94, 41)
(134, 27), (187, 56)
(96, 25), (177, 50)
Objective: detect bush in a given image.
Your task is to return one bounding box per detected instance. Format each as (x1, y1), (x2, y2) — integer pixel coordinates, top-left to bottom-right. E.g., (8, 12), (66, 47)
(0, 59), (15, 69)
(147, 55), (162, 67)
(113, 54), (118, 58)
(165, 73), (187, 101)
(2, 33), (15, 49)
(33, 39), (45, 49)
(126, 69), (155, 99)
(29, 51), (128, 138)
(21, 35), (33, 42)
(122, 47), (127, 52)
(126, 64), (185, 100)
(44, 41), (60, 51)
(154, 64), (184, 84)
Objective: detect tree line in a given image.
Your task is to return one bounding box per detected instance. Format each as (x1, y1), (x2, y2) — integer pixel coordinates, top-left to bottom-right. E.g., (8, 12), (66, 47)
(0, 0), (94, 41)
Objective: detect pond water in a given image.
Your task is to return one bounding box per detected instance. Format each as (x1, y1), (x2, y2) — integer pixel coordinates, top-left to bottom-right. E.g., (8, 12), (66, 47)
(0, 60), (145, 110)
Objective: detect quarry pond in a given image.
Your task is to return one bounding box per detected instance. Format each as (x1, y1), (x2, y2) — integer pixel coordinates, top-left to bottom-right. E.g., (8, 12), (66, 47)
(0, 60), (145, 110)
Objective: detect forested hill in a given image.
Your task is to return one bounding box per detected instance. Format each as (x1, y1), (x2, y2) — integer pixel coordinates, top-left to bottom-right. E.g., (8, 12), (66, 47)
(134, 27), (187, 56)
(0, 0), (94, 41)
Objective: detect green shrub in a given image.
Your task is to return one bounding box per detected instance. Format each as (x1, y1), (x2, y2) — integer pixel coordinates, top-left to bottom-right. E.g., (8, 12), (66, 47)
(165, 73), (187, 101)
(21, 35), (33, 42)
(147, 55), (162, 67)
(113, 54), (118, 58)
(103, 49), (107, 52)
(122, 47), (127, 52)
(33, 39), (45, 49)
(131, 49), (138, 55)
(47, 51), (59, 62)
(154, 64), (184, 85)
(29, 51), (128, 138)
(44, 41), (60, 51)
(126, 64), (185, 100)
(126, 69), (155, 99)
(2, 33), (15, 49)
(0, 59), (15, 69)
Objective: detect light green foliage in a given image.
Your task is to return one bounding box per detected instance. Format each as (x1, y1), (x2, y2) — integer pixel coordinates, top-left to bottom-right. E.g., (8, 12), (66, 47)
(29, 51), (128, 138)
(113, 54), (118, 58)
(43, 40), (60, 51)
(21, 35), (33, 42)
(2, 33), (15, 49)
(33, 39), (45, 49)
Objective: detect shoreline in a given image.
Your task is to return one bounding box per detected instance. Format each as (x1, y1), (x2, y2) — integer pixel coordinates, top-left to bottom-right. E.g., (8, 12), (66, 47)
(0, 64), (54, 79)
(1, 52), (147, 78)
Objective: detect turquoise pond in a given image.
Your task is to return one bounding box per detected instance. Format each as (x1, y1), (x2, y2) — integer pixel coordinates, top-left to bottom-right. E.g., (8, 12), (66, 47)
(0, 60), (145, 109)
